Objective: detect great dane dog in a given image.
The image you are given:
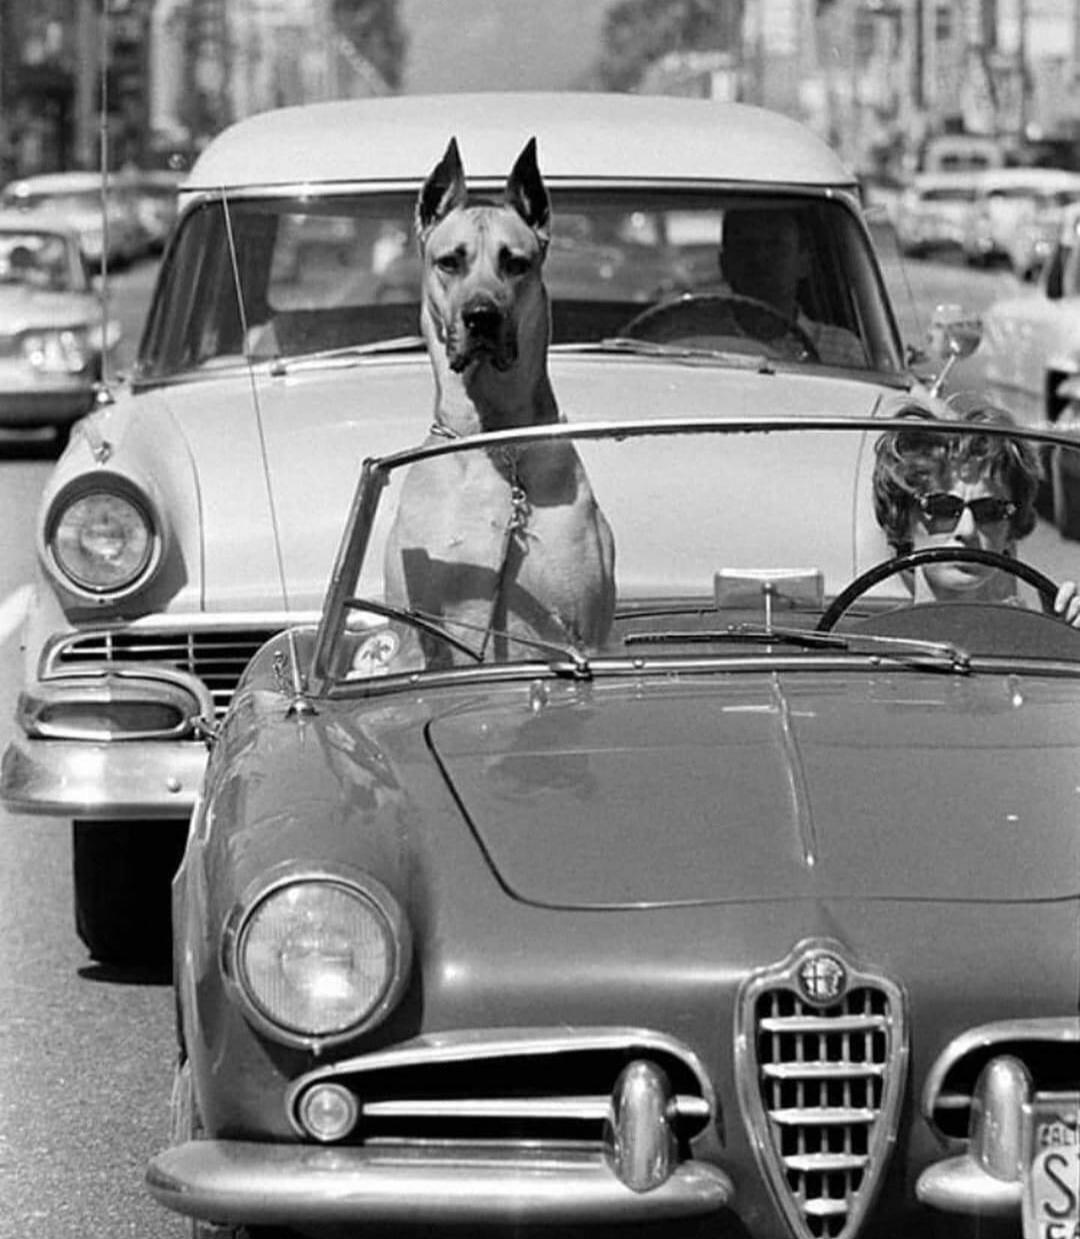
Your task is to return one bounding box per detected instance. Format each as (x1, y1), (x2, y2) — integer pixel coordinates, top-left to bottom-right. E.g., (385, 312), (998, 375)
(380, 136), (615, 668)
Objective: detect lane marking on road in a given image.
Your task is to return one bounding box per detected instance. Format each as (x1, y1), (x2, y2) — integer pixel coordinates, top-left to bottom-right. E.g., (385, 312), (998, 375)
(0, 585), (32, 649)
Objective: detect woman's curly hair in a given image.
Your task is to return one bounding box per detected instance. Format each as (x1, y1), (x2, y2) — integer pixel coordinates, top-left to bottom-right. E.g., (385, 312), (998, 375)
(872, 402), (1042, 556)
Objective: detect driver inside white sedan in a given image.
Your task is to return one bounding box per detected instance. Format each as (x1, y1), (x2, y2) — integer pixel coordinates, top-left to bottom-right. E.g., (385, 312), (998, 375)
(719, 207), (867, 367)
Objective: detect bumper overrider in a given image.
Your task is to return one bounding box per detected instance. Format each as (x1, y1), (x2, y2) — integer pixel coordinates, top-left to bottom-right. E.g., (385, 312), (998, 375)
(916, 1017), (1080, 1218)
(1, 666), (213, 817)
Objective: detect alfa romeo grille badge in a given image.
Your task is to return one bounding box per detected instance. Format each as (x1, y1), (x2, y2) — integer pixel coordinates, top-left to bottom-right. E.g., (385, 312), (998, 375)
(734, 940), (909, 1239)
(797, 949), (847, 1005)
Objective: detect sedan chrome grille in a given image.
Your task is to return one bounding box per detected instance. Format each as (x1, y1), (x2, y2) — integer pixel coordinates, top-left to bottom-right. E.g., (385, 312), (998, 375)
(736, 941), (908, 1239)
(46, 625), (289, 718)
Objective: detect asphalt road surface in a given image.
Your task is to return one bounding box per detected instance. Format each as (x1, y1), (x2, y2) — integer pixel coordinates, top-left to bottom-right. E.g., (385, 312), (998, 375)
(0, 258), (186, 1238)
(0, 247), (1072, 1238)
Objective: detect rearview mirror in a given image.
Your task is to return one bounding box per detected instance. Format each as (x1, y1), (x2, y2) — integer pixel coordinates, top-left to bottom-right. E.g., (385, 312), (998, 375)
(926, 302), (982, 396)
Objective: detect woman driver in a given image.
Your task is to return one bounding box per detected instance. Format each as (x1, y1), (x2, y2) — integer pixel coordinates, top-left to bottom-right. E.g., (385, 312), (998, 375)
(872, 404), (1080, 626)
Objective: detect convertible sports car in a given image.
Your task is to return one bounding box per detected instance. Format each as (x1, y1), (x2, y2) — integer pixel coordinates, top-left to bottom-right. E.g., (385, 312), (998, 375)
(0, 92), (954, 964)
(147, 415), (1080, 1239)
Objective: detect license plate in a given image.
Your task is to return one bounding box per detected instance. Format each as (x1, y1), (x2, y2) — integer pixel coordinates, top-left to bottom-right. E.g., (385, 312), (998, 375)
(1023, 1094), (1080, 1239)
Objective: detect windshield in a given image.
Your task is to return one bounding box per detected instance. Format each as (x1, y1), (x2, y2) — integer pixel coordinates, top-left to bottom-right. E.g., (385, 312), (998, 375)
(0, 230), (82, 292)
(308, 415), (1080, 691)
(134, 188), (901, 380)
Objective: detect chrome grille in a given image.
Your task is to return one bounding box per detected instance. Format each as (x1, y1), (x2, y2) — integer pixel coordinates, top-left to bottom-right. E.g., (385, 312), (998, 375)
(289, 1029), (715, 1150)
(737, 942), (907, 1239)
(50, 626), (285, 718)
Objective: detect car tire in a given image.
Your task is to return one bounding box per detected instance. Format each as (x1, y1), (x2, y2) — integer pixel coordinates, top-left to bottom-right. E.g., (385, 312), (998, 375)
(72, 819), (186, 965)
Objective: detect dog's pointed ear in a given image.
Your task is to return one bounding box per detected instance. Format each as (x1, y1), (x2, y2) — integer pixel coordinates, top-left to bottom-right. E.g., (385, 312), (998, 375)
(504, 137), (550, 246)
(416, 137), (468, 237)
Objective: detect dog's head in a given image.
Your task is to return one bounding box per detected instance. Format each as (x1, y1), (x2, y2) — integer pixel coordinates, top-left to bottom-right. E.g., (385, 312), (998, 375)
(416, 137), (550, 374)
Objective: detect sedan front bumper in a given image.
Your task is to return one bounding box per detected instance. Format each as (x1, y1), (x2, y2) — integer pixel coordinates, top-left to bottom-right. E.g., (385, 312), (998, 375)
(147, 1140), (734, 1229)
(1, 733), (204, 817)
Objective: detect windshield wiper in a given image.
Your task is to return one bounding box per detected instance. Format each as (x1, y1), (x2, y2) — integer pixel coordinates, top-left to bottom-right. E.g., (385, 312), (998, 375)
(343, 597), (593, 678)
(625, 623), (972, 673)
(270, 336), (426, 375)
(572, 336), (773, 368)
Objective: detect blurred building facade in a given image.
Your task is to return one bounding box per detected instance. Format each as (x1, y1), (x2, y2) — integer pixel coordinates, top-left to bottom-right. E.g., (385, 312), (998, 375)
(2, 0), (1080, 183)
(640, 0), (1080, 177)
(0, 0), (388, 182)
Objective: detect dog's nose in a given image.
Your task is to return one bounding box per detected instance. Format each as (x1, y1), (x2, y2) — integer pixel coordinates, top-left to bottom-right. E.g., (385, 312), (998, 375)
(462, 300), (503, 340)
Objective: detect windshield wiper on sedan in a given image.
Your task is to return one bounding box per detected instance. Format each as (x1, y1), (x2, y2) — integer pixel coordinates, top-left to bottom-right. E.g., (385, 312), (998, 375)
(625, 623), (972, 673)
(568, 337), (775, 369)
(269, 336), (426, 375)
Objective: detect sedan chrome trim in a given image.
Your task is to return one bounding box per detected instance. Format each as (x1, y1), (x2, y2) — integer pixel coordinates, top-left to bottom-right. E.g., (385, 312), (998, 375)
(147, 1141), (734, 1227)
(16, 667), (214, 741)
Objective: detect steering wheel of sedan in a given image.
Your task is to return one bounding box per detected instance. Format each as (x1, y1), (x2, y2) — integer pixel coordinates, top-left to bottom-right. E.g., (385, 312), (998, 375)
(619, 292), (820, 361)
(817, 547), (1060, 632)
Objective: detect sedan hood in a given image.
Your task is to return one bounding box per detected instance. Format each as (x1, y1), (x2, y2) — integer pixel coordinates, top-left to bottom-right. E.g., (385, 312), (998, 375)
(82, 354), (908, 611)
(427, 671), (1080, 907)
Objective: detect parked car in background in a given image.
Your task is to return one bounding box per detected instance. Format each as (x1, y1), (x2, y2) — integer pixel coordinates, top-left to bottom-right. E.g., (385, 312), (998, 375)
(0, 92), (948, 966)
(920, 132), (1007, 173)
(1004, 178), (1080, 280)
(981, 200), (1080, 535)
(118, 167), (184, 254)
(147, 413), (1080, 1239)
(894, 171), (978, 257)
(0, 169), (147, 271)
(961, 166), (1080, 268)
(0, 210), (120, 440)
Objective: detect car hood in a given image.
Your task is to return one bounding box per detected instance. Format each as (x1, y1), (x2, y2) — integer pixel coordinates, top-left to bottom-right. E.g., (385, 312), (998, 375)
(0, 286), (95, 329)
(425, 671), (1080, 907)
(76, 355), (909, 612)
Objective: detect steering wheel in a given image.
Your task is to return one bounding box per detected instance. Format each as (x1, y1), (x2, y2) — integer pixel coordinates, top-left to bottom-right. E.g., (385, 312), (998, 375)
(619, 293), (820, 361)
(816, 547), (1060, 632)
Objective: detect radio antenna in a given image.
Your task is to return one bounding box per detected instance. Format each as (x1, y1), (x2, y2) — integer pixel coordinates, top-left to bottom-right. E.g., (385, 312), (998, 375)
(97, 0), (112, 393)
(220, 191), (310, 707)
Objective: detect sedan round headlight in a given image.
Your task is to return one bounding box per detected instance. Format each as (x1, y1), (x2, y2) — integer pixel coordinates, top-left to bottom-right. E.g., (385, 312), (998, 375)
(235, 877), (408, 1042)
(49, 485), (155, 594)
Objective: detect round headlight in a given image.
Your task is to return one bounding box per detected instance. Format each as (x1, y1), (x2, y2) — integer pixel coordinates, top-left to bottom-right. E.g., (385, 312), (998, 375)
(237, 878), (406, 1041)
(50, 487), (155, 593)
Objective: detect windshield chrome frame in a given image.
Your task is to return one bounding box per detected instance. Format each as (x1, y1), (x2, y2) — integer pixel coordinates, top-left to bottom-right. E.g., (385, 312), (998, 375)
(306, 415), (1080, 696)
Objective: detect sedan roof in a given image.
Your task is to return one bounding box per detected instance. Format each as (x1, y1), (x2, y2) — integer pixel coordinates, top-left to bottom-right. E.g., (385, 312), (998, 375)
(184, 92), (857, 192)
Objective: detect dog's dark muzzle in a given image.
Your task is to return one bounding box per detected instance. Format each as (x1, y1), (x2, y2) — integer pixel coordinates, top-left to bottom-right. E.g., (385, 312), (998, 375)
(452, 298), (518, 372)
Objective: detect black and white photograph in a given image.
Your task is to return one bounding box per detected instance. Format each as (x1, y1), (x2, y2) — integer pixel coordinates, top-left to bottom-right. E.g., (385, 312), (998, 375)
(0, 2), (1078, 1237)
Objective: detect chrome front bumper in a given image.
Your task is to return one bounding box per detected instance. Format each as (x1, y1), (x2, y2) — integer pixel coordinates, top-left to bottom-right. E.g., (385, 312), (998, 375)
(147, 1141), (734, 1228)
(1, 733), (204, 817)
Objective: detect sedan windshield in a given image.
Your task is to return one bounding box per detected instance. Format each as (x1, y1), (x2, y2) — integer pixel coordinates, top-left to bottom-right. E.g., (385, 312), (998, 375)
(135, 188), (902, 381)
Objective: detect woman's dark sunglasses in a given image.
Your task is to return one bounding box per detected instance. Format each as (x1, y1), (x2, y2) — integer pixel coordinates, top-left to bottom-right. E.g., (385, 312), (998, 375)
(917, 492), (1016, 530)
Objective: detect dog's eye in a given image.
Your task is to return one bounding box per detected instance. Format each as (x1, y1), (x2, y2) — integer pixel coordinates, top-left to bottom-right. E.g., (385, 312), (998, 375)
(502, 253), (532, 278)
(435, 253), (461, 274)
